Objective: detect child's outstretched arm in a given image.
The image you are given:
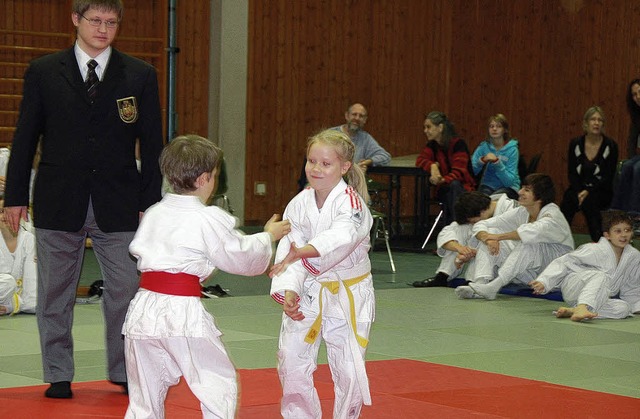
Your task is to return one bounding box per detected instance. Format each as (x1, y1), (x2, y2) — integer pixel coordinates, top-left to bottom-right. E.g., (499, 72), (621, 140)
(283, 290), (304, 320)
(269, 243), (319, 278)
(264, 214), (291, 241)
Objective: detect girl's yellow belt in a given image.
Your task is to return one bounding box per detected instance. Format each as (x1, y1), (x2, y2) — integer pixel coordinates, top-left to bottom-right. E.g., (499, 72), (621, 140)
(304, 272), (369, 347)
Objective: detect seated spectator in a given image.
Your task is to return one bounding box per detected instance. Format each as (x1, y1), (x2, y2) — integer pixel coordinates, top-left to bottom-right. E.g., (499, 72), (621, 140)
(412, 191), (518, 287)
(0, 201), (37, 315)
(0, 147), (9, 197)
(416, 111), (476, 225)
(530, 210), (640, 321)
(471, 114), (520, 199)
(297, 103), (391, 191)
(336, 103), (391, 172)
(612, 79), (640, 215)
(0, 145), (39, 204)
(455, 174), (574, 300)
(560, 106), (618, 242)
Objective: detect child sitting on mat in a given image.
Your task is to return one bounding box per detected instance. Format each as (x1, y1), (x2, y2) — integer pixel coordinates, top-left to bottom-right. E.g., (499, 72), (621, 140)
(412, 191), (519, 288)
(269, 129), (375, 419)
(455, 174), (574, 300)
(122, 135), (290, 418)
(529, 210), (640, 321)
(0, 200), (36, 316)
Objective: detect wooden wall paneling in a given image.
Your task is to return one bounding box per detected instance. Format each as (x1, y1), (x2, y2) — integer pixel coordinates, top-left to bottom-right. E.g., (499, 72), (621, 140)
(247, 0), (272, 216)
(0, 0), (171, 145)
(284, 0), (305, 205)
(274, 0), (287, 209)
(173, 0), (209, 138)
(0, 1), (74, 145)
(245, 0), (640, 226)
(245, 0), (460, 223)
(245, 0), (258, 208)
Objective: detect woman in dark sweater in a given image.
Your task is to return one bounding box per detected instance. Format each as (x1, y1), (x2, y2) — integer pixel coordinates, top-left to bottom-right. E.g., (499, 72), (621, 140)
(611, 79), (640, 214)
(416, 111), (476, 225)
(560, 106), (618, 242)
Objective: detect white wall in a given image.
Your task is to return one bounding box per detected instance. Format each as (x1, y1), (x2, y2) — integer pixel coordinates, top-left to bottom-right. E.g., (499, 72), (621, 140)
(209, 0), (248, 222)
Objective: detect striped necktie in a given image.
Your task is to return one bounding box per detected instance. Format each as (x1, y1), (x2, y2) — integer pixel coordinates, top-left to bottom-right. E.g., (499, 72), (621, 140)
(85, 59), (99, 102)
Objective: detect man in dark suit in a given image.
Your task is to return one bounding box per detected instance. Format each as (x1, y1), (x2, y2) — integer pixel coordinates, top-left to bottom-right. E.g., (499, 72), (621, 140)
(4, 0), (163, 399)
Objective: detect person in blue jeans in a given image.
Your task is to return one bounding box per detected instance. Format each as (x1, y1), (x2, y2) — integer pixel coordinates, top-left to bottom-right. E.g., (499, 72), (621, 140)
(612, 79), (640, 217)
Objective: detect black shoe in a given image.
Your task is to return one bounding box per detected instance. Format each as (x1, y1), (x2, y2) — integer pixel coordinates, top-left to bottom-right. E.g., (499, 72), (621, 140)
(110, 380), (128, 394)
(45, 381), (72, 399)
(412, 275), (448, 288)
(202, 284), (230, 298)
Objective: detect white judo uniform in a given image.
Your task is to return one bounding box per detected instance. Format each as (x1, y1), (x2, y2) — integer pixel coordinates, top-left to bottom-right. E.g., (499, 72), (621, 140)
(458, 203), (574, 299)
(123, 194), (273, 419)
(271, 180), (374, 419)
(0, 223), (37, 315)
(535, 237), (640, 319)
(435, 194), (518, 281)
(0, 147), (35, 202)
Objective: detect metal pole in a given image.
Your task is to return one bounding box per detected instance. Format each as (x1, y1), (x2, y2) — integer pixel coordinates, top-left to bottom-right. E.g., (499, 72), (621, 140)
(167, 0), (178, 142)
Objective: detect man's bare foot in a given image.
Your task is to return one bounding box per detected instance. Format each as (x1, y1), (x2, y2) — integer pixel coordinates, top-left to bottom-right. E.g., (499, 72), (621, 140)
(555, 307), (573, 318)
(570, 304), (598, 322)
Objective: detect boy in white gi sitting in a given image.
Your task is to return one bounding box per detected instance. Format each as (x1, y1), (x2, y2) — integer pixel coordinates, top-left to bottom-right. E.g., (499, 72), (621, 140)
(122, 135), (290, 418)
(413, 191), (518, 287)
(455, 173), (574, 300)
(530, 210), (640, 321)
(0, 201), (37, 316)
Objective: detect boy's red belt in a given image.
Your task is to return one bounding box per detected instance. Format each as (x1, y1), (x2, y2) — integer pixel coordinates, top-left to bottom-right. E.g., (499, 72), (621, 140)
(139, 271), (201, 296)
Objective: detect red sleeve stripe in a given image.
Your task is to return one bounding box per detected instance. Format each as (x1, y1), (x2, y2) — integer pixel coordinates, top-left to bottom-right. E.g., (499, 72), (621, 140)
(345, 186), (363, 211)
(271, 293), (285, 305)
(270, 292), (301, 305)
(302, 258), (320, 275)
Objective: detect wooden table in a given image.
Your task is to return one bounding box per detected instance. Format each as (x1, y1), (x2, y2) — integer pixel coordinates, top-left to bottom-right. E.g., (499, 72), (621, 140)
(368, 154), (432, 244)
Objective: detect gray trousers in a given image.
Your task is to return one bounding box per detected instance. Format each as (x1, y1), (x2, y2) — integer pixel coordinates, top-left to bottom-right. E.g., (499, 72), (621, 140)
(36, 201), (138, 383)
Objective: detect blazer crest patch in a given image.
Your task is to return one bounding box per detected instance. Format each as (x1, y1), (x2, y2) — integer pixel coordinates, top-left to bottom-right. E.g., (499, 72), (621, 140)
(117, 97), (138, 123)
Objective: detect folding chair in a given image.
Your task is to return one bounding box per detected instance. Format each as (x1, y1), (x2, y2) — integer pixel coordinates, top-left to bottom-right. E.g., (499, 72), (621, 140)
(370, 209), (396, 273)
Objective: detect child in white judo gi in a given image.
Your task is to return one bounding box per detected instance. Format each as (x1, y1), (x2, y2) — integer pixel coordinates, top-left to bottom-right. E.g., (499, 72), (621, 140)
(122, 135), (291, 418)
(530, 210), (640, 321)
(0, 202), (37, 316)
(412, 191), (518, 287)
(455, 173), (574, 300)
(269, 129), (374, 419)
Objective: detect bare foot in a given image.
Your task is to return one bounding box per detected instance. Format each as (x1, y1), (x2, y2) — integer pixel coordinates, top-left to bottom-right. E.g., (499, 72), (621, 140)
(570, 304), (598, 322)
(555, 307), (573, 318)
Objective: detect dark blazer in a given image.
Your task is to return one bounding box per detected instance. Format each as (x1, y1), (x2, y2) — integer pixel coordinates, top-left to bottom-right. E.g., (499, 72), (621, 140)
(5, 47), (163, 232)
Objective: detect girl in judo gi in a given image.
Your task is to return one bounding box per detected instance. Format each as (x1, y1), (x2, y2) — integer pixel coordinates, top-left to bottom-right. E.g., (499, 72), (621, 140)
(530, 210), (640, 321)
(122, 135), (290, 418)
(269, 129), (374, 419)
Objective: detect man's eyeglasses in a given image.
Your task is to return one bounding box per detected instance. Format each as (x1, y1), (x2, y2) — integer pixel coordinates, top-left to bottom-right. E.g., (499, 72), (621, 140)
(79, 14), (119, 29)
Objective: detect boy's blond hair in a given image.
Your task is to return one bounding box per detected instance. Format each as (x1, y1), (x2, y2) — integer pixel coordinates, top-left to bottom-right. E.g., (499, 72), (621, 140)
(160, 134), (222, 194)
(307, 129), (370, 203)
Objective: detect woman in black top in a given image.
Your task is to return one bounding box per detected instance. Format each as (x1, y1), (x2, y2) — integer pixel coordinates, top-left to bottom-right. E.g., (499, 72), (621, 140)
(560, 106), (618, 242)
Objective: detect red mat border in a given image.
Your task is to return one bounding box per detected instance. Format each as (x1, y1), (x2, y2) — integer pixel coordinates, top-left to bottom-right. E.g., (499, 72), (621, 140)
(1, 359), (638, 418)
